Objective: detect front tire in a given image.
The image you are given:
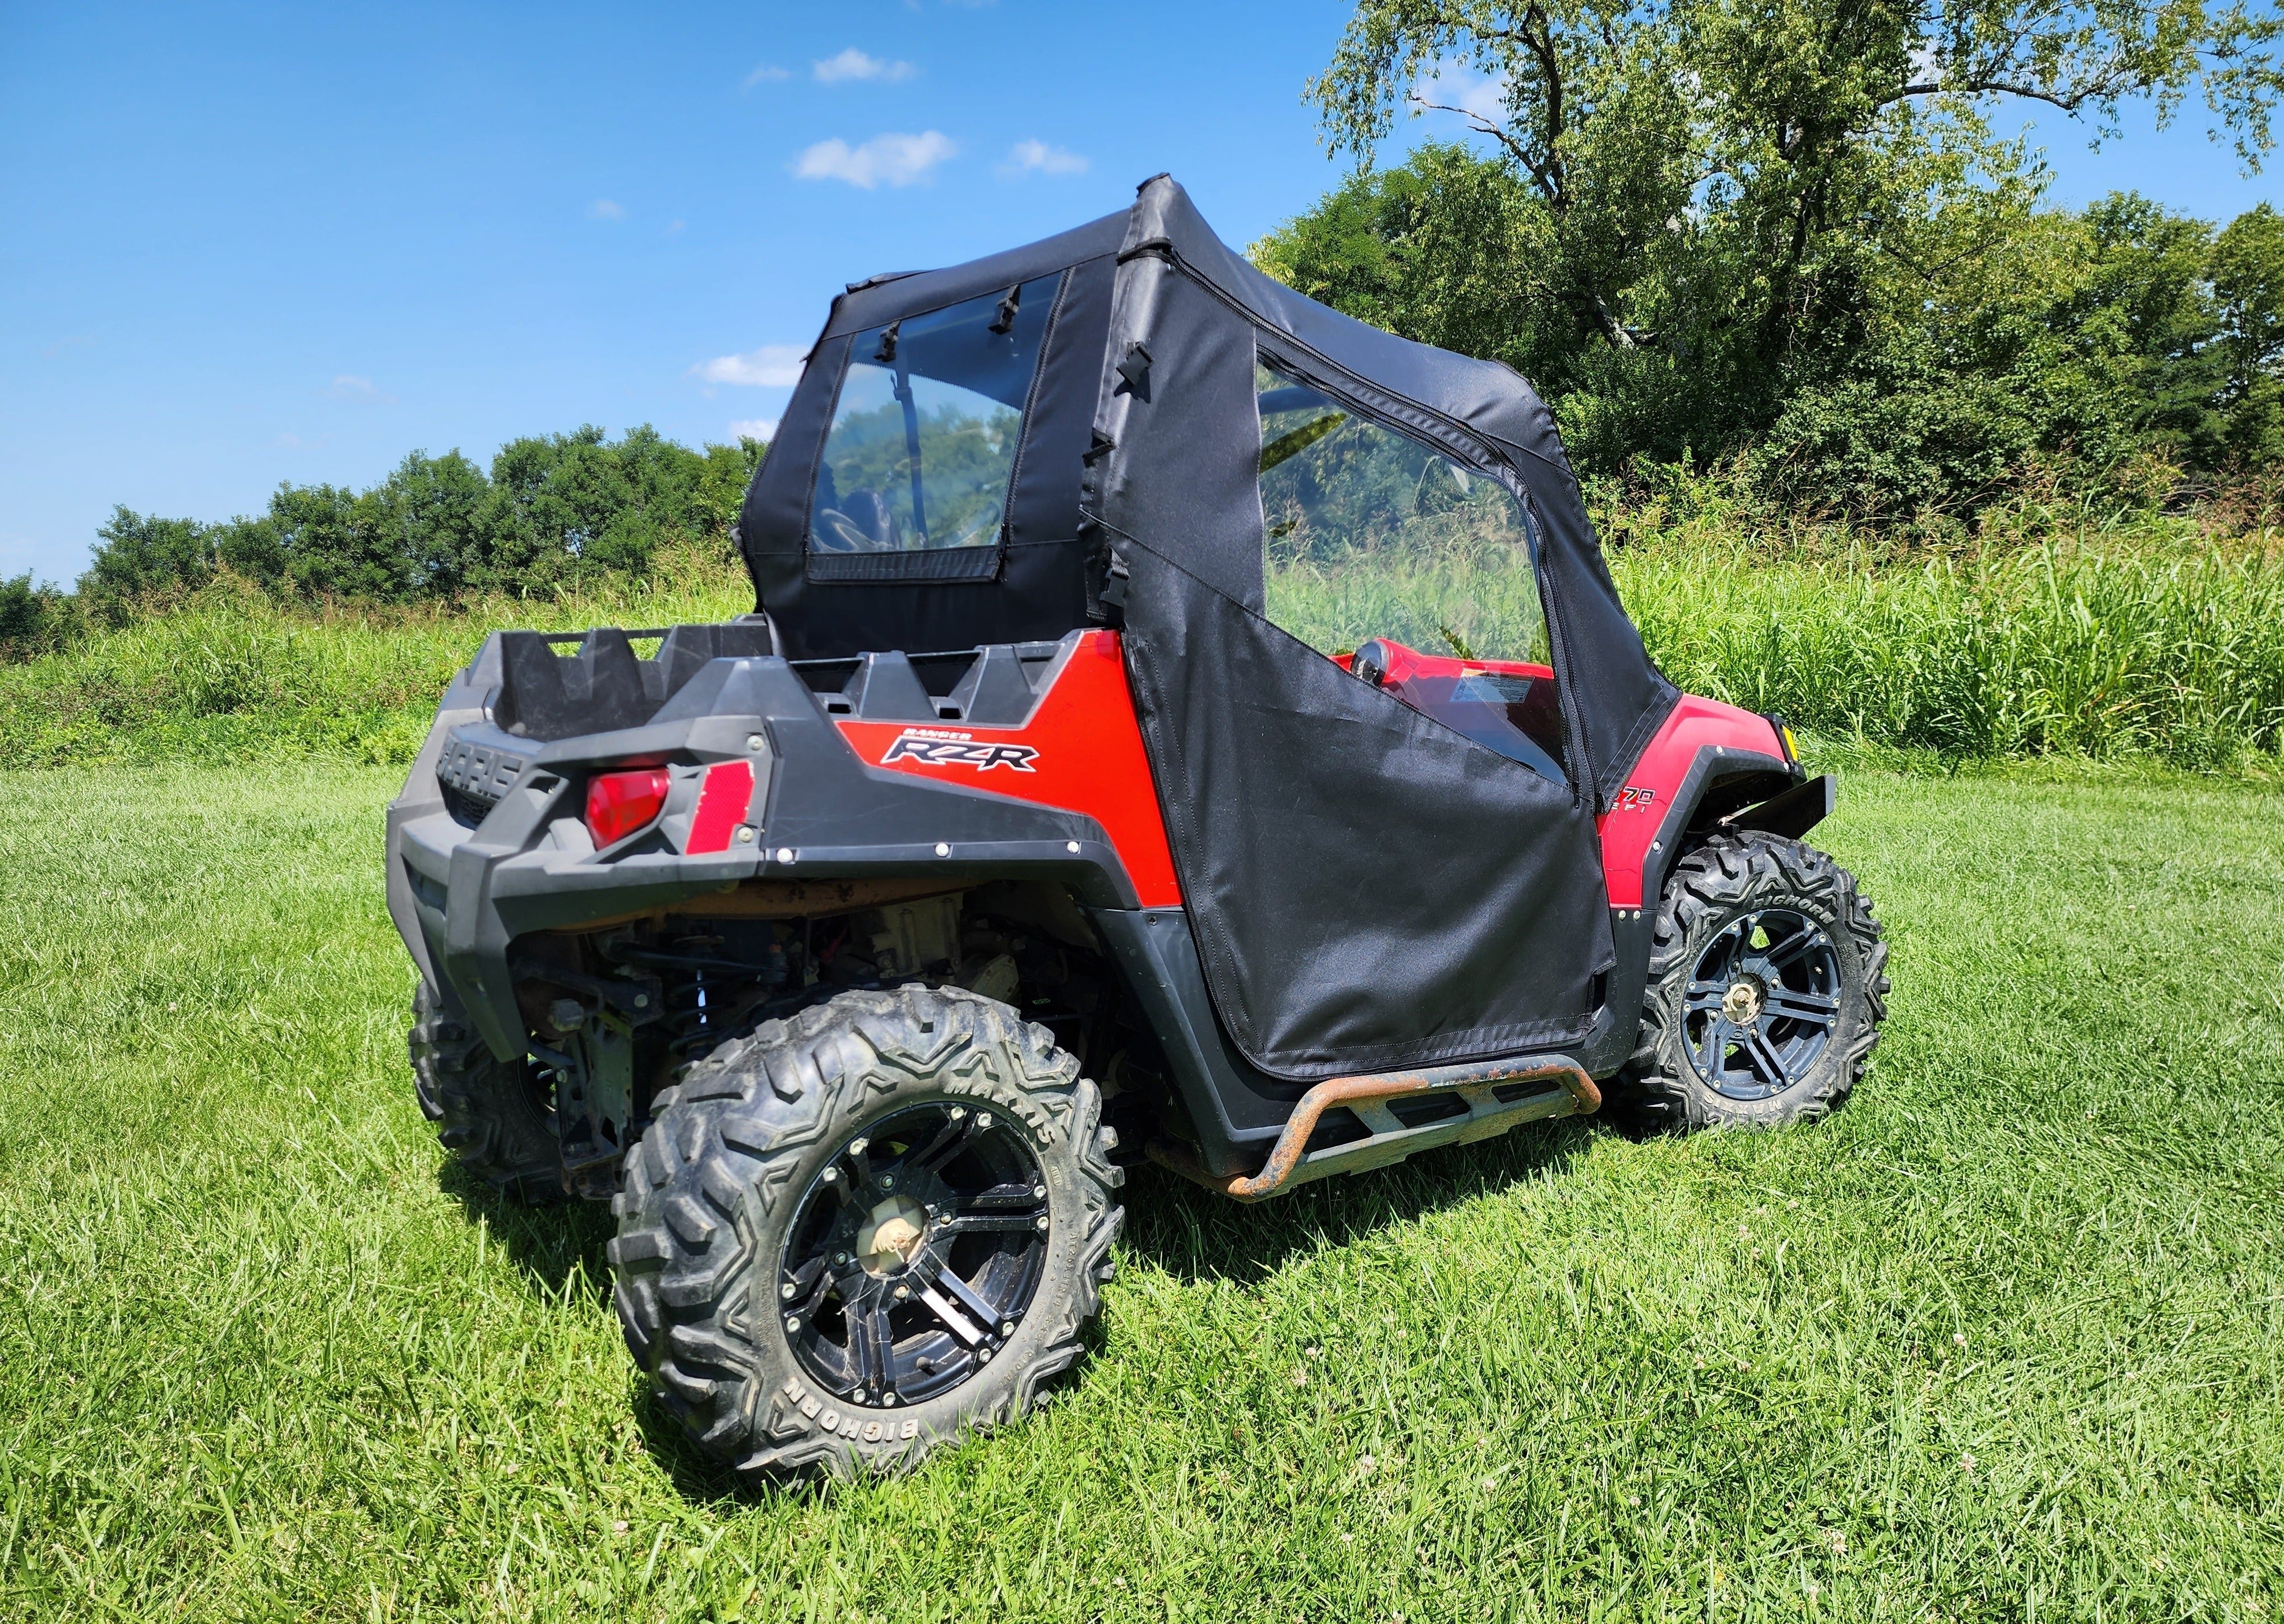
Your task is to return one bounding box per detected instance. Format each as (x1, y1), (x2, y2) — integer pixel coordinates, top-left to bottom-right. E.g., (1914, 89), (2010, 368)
(1614, 831), (1889, 1132)
(607, 985), (1124, 1480)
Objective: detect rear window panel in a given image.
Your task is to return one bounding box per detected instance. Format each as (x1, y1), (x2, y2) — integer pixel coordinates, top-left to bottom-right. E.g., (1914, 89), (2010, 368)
(810, 277), (1059, 555)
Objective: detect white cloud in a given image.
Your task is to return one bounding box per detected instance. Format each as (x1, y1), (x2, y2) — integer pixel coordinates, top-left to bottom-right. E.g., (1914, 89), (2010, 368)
(729, 418), (779, 442)
(813, 47), (917, 83)
(1413, 59), (1507, 126)
(588, 198), (626, 221)
(691, 345), (809, 387)
(813, 48), (918, 84)
(1002, 139), (1087, 177)
(322, 374), (390, 402)
(793, 130), (954, 188)
(742, 62), (791, 88)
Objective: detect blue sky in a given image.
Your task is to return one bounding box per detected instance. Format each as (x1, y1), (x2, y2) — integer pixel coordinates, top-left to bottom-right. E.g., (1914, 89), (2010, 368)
(2, 2), (2275, 587)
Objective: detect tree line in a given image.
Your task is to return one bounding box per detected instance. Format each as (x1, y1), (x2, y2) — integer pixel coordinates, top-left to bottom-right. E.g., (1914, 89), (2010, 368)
(1, 427), (762, 659)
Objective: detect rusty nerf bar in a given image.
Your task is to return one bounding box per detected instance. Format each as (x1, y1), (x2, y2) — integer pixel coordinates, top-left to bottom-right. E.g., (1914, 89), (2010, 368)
(1148, 1055), (1601, 1202)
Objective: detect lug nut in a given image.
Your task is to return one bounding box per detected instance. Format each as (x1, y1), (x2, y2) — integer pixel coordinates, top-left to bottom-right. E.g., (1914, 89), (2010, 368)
(780, 1282), (797, 1300)
(975, 1113), (992, 1130)
(1034, 1214), (1051, 1232)
(1001, 1320), (1016, 1335)
(820, 1168), (838, 1184)
(893, 1284), (910, 1300)
(833, 1252), (850, 1267)
(949, 1107), (966, 1121)
(978, 1348), (993, 1364)
(785, 1316), (801, 1333)
(1031, 1184), (1046, 1199)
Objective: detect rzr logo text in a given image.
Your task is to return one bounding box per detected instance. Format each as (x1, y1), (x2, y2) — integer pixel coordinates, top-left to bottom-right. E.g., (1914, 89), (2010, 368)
(882, 728), (1039, 773)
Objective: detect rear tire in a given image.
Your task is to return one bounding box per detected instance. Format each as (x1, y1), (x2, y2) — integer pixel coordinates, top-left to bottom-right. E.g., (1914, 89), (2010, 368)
(409, 981), (564, 1202)
(1613, 831), (1888, 1132)
(607, 984), (1124, 1480)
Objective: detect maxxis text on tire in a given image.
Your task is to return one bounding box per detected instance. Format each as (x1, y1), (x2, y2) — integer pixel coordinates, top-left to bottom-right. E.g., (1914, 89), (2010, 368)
(408, 980), (565, 1202)
(1613, 831), (1889, 1133)
(607, 984), (1124, 1480)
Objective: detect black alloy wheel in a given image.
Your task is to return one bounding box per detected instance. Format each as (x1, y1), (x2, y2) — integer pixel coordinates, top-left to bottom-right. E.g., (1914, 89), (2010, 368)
(1614, 831), (1888, 1133)
(609, 985), (1124, 1479)
(1679, 908), (1843, 1102)
(778, 1102), (1051, 1410)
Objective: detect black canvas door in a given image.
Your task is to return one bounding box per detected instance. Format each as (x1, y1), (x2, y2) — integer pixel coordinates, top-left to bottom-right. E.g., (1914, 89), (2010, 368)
(1095, 260), (1614, 1080)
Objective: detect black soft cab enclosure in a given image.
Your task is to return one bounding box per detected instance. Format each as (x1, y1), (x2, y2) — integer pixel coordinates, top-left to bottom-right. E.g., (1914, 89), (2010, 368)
(740, 176), (1678, 1085)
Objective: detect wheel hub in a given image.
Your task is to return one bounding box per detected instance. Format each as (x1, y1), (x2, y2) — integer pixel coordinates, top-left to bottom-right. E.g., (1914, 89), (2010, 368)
(1681, 908), (1844, 1102)
(777, 1101), (1050, 1409)
(855, 1194), (928, 1276)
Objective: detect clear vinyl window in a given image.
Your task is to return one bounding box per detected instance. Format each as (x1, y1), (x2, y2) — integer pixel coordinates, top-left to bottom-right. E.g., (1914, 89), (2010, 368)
(810, 276), (1058, 554)
(1257, 361), (1566, 781)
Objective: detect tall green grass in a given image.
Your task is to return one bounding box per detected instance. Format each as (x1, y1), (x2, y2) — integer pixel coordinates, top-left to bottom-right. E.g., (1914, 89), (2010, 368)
(0, 546), (752, 770)
(1265, 517), (2284, 771)
(1617, 539), (2284, 768)
(6, 519), (2282, 772)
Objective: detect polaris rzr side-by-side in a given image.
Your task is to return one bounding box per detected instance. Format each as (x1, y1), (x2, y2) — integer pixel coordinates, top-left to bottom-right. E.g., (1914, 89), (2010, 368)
(388, 177), (1889, 1479)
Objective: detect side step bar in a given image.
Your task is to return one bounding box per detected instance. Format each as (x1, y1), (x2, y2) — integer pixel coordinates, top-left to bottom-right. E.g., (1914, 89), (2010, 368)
(1147, 1055), (1600, 1203)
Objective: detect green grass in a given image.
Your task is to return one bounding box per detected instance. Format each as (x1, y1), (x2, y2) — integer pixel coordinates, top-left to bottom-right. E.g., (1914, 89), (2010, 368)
(1, 762), (2280, 1620)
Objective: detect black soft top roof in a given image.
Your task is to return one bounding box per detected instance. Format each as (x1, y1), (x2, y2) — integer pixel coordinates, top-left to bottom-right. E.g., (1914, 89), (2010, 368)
(815, 184), (1574, 495)
(823, 209), (1127, 339)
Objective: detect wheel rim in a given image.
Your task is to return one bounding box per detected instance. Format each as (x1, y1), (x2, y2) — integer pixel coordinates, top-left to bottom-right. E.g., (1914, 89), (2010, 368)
(1681, 908), (1843, 1102)
(775, 1101), (1050, 1409)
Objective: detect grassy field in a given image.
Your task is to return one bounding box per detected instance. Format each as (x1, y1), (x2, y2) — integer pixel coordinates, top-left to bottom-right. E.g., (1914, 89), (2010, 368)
(1, 761), (2281, 1621)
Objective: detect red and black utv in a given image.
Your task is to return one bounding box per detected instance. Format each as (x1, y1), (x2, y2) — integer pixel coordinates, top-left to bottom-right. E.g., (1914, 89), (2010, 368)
(387, 177), (1888, 1478)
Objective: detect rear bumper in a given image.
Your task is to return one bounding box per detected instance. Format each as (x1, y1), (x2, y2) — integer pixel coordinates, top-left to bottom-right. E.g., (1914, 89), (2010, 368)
(387, 637), (1139, 1062)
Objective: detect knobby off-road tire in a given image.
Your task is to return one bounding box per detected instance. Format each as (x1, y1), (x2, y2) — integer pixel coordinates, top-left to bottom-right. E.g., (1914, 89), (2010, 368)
(608, 984), (1124, 1480)
(1614, 831), (1889, 1132)
(409, 980), (564, 1202)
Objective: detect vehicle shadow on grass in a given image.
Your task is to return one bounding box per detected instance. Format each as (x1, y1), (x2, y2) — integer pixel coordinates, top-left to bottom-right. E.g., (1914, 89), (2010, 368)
(1115, 1115), (1604, 1287)
(436, 1162), (617, 1305)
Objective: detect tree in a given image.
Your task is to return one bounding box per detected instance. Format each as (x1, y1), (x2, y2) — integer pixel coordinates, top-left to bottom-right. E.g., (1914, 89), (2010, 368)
(0, 573), (77, 661)
(1305, 0), (2282, 486)
(80, 507), (215, 624)
(2210, 200), (2284, 460)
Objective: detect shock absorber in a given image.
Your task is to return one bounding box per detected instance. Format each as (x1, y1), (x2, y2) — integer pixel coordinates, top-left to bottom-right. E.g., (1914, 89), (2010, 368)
(609, 934), (789, 1067)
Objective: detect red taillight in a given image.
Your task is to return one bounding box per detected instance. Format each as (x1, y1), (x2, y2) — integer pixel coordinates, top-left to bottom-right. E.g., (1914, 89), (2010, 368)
(584, 768), (671, 846)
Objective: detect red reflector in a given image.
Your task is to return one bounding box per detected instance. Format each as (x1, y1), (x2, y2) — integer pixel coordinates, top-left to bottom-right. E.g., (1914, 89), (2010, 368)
(584, 768), (671, 846)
